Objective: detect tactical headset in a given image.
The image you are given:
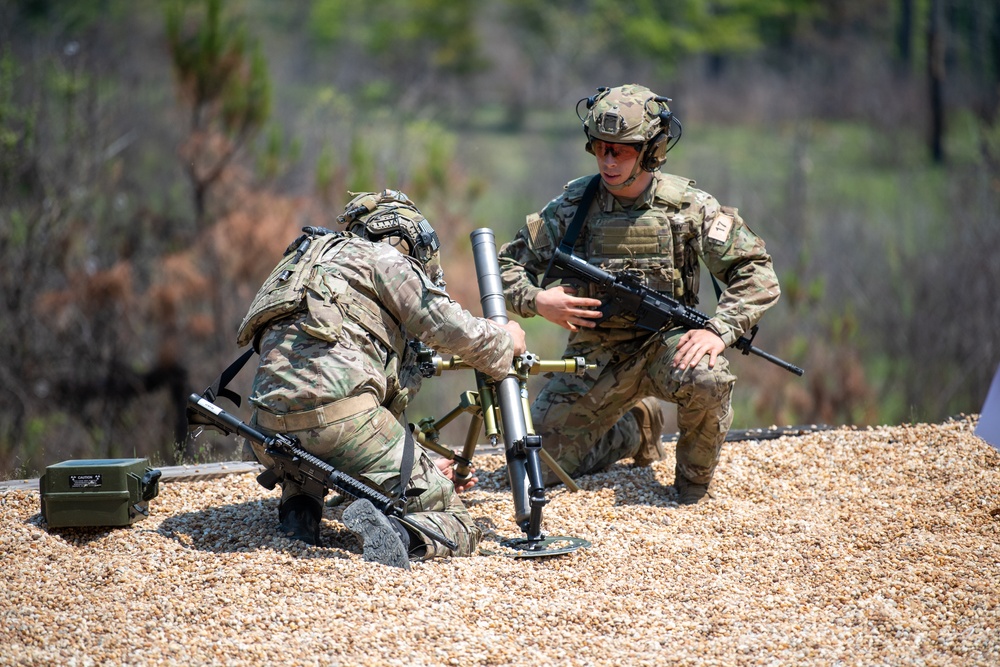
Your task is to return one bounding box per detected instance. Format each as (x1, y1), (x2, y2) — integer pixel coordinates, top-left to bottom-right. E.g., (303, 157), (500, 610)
(577, 86), (683, 172)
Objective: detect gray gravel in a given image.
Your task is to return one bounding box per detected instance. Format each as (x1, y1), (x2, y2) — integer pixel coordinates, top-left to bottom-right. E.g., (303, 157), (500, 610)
(2, 417), (998, 666)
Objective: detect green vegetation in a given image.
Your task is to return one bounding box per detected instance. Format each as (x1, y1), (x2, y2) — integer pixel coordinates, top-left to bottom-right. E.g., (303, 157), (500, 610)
(0, 0), (997, 478)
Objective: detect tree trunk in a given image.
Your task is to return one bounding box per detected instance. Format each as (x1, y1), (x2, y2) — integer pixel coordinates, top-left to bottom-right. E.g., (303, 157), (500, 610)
(897, 0), (913, 66)
(927, 0), (946, 164)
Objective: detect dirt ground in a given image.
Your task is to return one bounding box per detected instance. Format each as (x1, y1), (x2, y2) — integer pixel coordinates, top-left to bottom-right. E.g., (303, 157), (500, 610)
(2, 417), (998, 666)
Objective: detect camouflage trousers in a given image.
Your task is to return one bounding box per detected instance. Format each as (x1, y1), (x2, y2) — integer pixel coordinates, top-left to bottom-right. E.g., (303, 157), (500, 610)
(250, 404), (481, 559)
(533, 328), (736, 487)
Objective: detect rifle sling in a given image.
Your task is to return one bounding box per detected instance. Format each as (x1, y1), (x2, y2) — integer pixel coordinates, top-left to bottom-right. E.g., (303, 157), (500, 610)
(399, 410), (415, 504)
(203, 348), (255, 408)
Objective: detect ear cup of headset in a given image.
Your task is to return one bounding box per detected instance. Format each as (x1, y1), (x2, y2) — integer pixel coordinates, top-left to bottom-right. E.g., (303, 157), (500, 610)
(640, 133), (669, 171)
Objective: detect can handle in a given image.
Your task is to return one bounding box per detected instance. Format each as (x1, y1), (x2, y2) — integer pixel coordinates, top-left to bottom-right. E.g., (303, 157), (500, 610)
(141, 469), (162, 501)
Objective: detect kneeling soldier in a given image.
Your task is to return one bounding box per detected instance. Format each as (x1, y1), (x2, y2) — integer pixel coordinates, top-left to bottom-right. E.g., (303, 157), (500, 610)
(240, 190), (525, 567)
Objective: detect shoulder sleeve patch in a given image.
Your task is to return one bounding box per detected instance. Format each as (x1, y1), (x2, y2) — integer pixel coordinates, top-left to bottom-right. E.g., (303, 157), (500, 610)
(525, 213), (550, 250)
(708, 213), (734, 242)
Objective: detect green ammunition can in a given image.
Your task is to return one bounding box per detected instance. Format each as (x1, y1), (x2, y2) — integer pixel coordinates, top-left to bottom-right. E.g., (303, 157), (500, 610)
(39, 458), (162, 528)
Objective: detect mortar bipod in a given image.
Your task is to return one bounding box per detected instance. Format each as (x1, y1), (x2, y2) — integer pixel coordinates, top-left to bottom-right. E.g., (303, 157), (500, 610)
(411, 348), (594, 557)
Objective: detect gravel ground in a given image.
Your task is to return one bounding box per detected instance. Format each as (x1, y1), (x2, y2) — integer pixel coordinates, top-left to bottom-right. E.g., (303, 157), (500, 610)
(2, 417), (998, 667)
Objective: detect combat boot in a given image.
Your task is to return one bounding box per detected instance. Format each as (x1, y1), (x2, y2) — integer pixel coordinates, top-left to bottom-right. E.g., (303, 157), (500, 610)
(630, 397), (666, 467)
(278, 495), (323, 545)
(342, 499), (412, 570)
(674, 467), (711, 505)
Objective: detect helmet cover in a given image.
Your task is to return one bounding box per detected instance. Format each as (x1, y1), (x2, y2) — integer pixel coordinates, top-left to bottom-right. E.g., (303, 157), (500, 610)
(583, 84), (667, 145)
(338, 189), (444, 286)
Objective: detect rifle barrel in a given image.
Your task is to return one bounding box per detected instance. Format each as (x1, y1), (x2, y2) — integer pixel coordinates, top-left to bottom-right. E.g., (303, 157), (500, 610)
(189, 394), (269, 444)
(554, 249), (611, 286)
(742, 344), (805, 376)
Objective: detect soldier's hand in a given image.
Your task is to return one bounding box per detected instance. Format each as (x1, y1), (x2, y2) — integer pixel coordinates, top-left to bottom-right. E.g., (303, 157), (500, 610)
(435, 458), (478, 493)
(500, 321), (527, 356)
(673, 329), (726, 369)
(535, 285), (603, 331)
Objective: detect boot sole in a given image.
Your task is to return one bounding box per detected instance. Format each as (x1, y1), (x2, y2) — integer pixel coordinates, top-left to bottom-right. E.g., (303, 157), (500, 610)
(342, 500), (411, 570)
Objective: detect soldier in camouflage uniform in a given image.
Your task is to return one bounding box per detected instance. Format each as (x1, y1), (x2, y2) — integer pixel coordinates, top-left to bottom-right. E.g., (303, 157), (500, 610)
(240, 190), (526, 568)
(498, 84), (780, 504)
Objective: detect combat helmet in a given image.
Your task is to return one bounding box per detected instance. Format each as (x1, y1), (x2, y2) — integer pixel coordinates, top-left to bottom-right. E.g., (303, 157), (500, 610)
(337, 189), (445, 286)
(578, 84), (682, 174)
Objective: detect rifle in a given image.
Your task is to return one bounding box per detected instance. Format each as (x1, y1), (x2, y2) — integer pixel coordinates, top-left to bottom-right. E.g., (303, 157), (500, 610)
(186, 393), (457, 550)
(542, 247), (804, 376)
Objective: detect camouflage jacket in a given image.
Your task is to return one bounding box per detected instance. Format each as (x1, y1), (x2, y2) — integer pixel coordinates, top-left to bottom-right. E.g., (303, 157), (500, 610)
(250, 237), (513, 414)
(497, 171), (780, 346)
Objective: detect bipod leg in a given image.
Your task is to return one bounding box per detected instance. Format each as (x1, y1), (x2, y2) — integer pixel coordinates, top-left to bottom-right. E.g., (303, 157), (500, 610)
(539, 449), (580, 492)
(414, 391), (481, 481)
(414, 428), (459, 460)
(453, 411), (483, 485)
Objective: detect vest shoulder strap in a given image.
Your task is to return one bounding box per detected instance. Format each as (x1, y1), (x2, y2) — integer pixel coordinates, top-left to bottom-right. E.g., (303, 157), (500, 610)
(653, 173), (695, 208)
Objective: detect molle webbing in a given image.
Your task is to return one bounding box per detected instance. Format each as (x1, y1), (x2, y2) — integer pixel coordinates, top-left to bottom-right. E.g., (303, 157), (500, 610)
(237, 233), (403, 358)
(589, 225), (668, 257)
(587, 223), (675, 295)
(237, 233), (349, 350)
(305, 241), (404, 358)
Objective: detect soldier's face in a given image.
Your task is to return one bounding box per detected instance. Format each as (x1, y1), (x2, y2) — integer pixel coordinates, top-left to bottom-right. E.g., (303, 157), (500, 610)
(592, 140), (640, 186)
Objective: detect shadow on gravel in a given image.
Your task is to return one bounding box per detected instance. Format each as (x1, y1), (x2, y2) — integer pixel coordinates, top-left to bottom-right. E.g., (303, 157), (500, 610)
(156, 500), (361, 558)
(25, 513), (137, 545)
(486, 462), (679, 508)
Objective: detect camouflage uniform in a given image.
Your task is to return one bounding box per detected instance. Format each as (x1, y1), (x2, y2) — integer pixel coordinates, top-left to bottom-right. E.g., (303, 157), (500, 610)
(247, 235), (513, 558)
(498, 170), (780, 487)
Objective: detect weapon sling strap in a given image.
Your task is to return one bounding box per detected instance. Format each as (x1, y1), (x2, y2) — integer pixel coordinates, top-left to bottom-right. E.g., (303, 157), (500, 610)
(203, 348), (256, 408)
(398, 411), (415, 504)
(395, 325), (416, 509)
